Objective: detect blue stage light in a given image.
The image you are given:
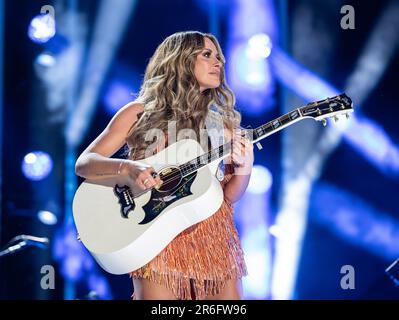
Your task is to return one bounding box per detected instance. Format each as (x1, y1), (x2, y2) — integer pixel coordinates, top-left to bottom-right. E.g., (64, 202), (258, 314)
(247, 33), (273, 59)
(38, 210), (58, 225)
(28, 14), (56, 44)
(35, 52), (56, 67)
(247, 165), (273, 194)
(88, 274), (112, 299)
(22, 151), (53, 181)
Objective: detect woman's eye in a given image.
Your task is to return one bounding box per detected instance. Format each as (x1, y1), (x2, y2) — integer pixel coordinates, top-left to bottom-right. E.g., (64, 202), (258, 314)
(204, 52), (211, 57)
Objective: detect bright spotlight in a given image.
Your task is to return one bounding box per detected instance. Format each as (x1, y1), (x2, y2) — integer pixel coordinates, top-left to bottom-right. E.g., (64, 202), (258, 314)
(245, 71), (267, 85)
(269, 224), (282, 238)
(246, 33), (272, 59)
(28, 14), (56, 44)
(35, 52), (56, 67)
(22, 151), (53, 181)
(247, 165), (273, 194)
(38, 210), (58, 225)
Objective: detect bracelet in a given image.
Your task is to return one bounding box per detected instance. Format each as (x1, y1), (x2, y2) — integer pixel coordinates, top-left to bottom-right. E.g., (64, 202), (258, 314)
(117, 161), (125, 175)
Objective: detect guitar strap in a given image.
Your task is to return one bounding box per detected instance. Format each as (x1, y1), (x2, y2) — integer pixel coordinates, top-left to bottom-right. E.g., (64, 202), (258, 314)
(205, 105), (225, 181)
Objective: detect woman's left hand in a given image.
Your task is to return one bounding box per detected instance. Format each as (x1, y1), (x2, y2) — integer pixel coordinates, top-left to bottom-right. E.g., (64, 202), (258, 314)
(231, 130), (254, 174)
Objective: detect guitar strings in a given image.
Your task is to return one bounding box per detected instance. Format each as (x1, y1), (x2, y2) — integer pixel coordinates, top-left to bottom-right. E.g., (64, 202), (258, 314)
(140, 134), (254, 189)
(156, 142), (232, 183)
(130, 142), (233, 198)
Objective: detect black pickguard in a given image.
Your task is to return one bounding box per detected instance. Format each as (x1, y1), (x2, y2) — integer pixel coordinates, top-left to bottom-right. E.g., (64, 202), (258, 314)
(139, 172), (197, 224)
(113, 184), (136, 219)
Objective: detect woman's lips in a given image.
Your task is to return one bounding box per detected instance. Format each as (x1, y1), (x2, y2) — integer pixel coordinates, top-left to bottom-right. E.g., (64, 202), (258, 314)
(209, 72), (220, 77)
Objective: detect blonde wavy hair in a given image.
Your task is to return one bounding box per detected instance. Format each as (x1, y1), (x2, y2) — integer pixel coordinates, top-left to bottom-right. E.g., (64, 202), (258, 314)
(126, 31), (241, 160)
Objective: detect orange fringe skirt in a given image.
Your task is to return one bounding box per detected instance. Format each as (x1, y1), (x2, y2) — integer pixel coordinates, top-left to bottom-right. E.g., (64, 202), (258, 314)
(129, 172), (248, 300)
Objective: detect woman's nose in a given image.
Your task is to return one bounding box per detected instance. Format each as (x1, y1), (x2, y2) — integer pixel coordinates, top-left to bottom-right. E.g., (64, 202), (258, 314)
(212, 58), (221, 68)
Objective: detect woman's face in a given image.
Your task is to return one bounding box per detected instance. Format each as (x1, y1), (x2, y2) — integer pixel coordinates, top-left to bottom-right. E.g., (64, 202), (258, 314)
(194, 37), (222, 92)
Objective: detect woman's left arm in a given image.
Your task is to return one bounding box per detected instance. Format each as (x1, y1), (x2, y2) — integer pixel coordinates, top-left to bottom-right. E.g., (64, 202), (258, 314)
(223, 129), (254, 204)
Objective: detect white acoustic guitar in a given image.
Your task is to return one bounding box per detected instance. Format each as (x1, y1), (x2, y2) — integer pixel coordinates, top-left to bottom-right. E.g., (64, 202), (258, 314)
(72, 93), (353, 274)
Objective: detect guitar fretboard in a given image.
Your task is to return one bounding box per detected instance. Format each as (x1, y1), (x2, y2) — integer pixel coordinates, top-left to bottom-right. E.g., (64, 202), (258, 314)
(178, 108), (303, 177)
(251, 109), (301, 142)
(179, 142), (232, 177)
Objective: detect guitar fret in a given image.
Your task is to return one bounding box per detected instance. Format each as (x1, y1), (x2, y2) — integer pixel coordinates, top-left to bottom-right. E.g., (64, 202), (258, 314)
(289, 110), (300, 120)
(179, 141), (231, 177)
(272, 119), (281, 129)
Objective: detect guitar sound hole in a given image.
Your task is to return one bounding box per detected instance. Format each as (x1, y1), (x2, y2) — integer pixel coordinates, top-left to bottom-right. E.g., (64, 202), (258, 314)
(157, 166), (183, 192)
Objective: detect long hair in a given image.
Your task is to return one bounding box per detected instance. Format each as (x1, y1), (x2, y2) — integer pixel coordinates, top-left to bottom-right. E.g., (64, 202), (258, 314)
(126, 31), (241, 160)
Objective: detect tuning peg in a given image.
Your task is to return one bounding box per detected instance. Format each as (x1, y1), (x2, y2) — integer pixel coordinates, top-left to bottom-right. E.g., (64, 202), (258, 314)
(256, 142), (263, 150)
(345, 113), (350, 119)
(322, 119), (327, 126)
(334, 116), (339, 122)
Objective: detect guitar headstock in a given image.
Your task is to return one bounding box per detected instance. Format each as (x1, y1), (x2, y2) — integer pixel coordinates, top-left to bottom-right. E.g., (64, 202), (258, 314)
(300, 93), (354, 125)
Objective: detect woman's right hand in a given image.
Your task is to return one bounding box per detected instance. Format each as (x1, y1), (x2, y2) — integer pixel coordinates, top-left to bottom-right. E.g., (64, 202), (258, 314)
(121, 160), (163, 190)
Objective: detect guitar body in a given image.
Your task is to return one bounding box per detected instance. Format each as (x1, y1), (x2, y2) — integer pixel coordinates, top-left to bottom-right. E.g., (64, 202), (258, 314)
(72, 138), (225, 274)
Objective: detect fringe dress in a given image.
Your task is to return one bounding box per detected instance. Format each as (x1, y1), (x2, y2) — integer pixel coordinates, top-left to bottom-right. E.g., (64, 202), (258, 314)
(129, 163), (248, 300)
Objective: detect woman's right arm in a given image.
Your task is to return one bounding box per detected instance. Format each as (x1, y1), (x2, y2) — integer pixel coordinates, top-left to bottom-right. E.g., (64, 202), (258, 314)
(75, 102), (162, 190)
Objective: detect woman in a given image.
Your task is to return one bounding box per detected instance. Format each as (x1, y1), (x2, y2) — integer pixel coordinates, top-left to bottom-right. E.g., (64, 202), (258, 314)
(75, 31), (254, 300)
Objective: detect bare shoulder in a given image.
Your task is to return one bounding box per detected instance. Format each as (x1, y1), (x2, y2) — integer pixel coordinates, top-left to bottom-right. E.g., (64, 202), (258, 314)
(106, 101), (145, 135)
(111, 101), (144, 126)
(120, 101), (144, 117)
(78, 102), (145, 158)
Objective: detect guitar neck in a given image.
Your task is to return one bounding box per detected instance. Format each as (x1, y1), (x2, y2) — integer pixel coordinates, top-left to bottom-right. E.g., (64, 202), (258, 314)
(178, 109), (304, 177)
(250, 108), (302, 143)
(179, 93), (353, 177)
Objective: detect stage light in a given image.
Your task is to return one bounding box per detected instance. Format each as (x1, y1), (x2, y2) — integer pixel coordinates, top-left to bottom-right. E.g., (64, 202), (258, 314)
(242, 230), (271, 299)
(345, 116), (399, 177)
(22, 151), (53, 181)
(269, 224), (282, 238)
(38, 210), (58, 225)
(53, 226), (87, 281)
(247, 165), (273, 194)
(88, 274), (112, 299)
(35, 52), (56, 68)
(386, 258), (399, 286)
(63, 255), (83, 282)
(270, 48), (337, 102)
(235, 164), (273, 299)
(245, 70), (267, 86)
(233, 43), (273, 88)
(66, 0), (138, 148)
(268, 4), (399, 297)
(28, 14), (56, 44)
(227, 44), (274, 115)
(53, 225), (112, 299)
(271, 174), (311, 300)
(226, 0), (277, 116)
(312, 182), (399, 260)
(246, 33), (272, 59)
